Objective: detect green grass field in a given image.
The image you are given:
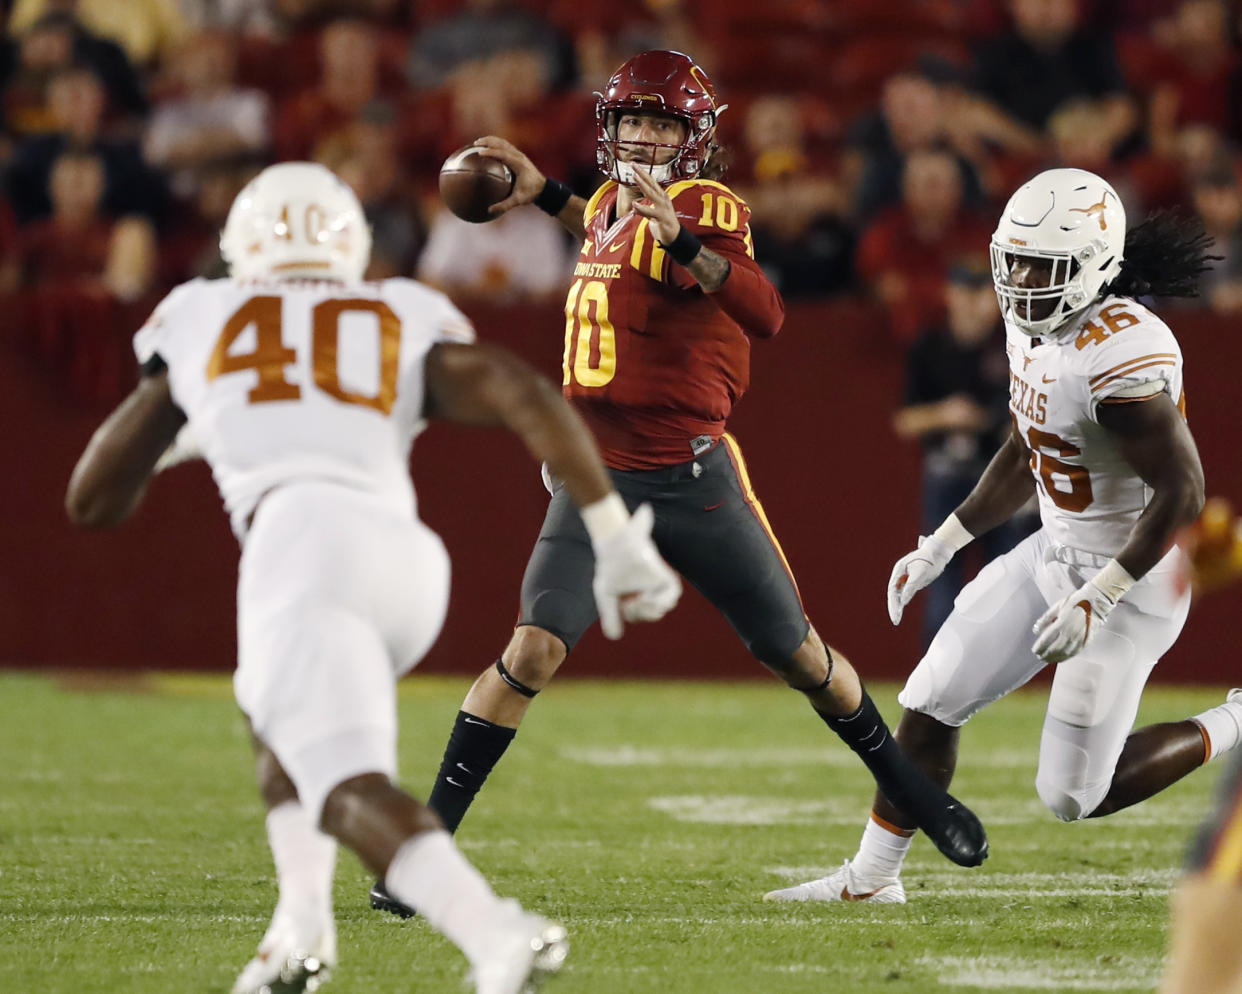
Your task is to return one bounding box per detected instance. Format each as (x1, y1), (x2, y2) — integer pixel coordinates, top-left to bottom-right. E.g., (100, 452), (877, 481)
(0, 672), (1227, 994)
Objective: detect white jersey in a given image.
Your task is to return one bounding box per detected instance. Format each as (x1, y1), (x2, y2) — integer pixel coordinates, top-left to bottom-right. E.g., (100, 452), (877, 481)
(134, 276), (474, 537)
(1005, 294), (1185, 555)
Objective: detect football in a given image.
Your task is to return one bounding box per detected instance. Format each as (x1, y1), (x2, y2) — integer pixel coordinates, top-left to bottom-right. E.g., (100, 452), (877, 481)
(439, 147), (515, 223)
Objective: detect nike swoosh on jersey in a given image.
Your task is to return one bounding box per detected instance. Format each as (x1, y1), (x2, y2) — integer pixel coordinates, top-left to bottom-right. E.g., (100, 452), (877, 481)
(1042, 374), (1057, 383)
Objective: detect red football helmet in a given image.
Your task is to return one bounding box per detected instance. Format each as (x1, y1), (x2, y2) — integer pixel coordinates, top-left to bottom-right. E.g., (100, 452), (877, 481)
(596, 50), (724, 186)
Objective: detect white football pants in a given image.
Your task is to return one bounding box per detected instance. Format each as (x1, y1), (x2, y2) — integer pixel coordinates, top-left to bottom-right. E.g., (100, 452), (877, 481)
(898, 529), (1190, 821)
(234, 481), (450, 821)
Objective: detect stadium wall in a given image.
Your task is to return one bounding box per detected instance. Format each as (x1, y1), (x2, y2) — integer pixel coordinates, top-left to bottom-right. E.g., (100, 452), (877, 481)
(2, 299), (1235, 683)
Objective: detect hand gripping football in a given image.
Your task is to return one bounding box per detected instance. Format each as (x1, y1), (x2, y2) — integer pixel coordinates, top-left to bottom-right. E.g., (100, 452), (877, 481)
(438, 146), (515, 223)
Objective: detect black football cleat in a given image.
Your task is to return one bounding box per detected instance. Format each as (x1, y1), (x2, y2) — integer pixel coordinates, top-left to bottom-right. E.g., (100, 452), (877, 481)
(369, 879), (417, 919)
(916, 794), (989, 867)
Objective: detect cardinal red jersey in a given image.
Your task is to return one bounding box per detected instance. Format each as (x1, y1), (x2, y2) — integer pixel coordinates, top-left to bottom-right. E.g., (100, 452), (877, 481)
(562, 178), (784, 469)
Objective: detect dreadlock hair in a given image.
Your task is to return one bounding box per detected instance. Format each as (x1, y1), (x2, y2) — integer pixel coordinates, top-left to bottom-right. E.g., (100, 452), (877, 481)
(1103, 209), (1222, 300)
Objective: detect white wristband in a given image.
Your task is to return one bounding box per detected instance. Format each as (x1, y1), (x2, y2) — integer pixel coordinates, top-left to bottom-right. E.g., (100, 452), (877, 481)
(1091, 558), (1137, 604)
(932, 513), (975, 553)
(581, 492), (629, 547)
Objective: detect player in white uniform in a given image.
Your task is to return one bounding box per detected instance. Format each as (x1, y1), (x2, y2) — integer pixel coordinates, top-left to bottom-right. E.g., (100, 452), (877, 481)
(65, 162), (682, 993)
(767, 167), (1242, 905)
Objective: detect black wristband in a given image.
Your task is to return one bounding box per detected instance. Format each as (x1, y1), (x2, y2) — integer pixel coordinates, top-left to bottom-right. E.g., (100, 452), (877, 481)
(533, 177), (573, 216)
(662, 226), (702, 266)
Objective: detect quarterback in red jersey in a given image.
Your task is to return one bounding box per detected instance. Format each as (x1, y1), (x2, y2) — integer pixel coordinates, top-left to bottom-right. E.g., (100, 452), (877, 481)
(562, 138), (782, 469)
(372, 50), (988, 917)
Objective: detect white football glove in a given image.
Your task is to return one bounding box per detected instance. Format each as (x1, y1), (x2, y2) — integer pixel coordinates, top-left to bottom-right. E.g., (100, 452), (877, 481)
(591, 503), (682, 639)
(1031, 559), (1136, 663)
(1031, 576), (1118, 663)
(154, 423), (202, 472)
(887, 534), (956, 626)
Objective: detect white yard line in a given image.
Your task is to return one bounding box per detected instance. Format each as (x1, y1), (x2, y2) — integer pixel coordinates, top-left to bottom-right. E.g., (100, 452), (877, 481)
(0, 835), (161, 846)
(646, 794), (1200, 827)
(922, 955), (1160, 991)
(559, 914), (1126, 929)
(0, 913), (266, 924)
(2, 770), (152, 784)
(761, 866), (1179, 899)
(565, 745), (1041, 769)
(766, 867), (1180, 885)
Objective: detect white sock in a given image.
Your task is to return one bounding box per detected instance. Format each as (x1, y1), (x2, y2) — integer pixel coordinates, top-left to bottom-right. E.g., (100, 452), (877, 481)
(385, 830), (520, 967)
(266, 800), (337, 933)
(851, 812), (915, 884)
(1192, 694), (1242, 761)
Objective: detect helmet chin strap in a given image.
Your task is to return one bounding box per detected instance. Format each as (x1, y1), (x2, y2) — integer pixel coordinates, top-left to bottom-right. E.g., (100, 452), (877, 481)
(1046, 302), (1093, 339)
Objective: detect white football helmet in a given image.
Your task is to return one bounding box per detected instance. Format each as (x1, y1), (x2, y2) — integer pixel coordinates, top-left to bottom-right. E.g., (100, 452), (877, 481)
(220, 162), (371, 282)
(990, 167), (1125, 338)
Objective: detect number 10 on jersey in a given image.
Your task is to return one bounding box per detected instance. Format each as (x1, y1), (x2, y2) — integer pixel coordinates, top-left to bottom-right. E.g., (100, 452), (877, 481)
(563, 279), (616, 388)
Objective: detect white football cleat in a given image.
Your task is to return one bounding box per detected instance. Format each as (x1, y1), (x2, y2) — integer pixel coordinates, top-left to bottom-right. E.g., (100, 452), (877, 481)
(469, 909), (569, 994)
(763, 860), (906, 905)
(231, 915), (336, 994)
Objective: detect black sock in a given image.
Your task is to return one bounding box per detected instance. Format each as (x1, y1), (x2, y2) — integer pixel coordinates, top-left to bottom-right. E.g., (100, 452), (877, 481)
(817, 690), (937, 819)
(427, 710), (517, 833)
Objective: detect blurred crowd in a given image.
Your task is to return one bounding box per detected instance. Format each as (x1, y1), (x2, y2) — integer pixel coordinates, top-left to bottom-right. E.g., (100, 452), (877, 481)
(1, 0), (1241, 405)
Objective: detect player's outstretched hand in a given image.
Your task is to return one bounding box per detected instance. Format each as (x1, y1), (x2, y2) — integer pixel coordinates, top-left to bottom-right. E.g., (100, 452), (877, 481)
(887, 535), (955, 625)
(630, 165), (681, 244)
(1030, 577), (1118, 663)
(593, 503), (682, 639)
(470, 136), (545, 217)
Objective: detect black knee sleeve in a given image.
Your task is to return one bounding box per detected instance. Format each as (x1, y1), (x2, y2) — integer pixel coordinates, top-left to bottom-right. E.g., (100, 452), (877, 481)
(495, 658), (540, 699)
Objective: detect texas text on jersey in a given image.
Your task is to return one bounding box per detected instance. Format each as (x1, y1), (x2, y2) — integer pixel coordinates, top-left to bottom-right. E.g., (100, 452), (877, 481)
(765, 167), (1240, 911)
(1005, 293), (1185, 555)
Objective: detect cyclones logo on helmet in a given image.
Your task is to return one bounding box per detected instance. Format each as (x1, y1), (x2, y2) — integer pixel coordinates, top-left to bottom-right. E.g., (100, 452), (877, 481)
(596, 50), (724, 186)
